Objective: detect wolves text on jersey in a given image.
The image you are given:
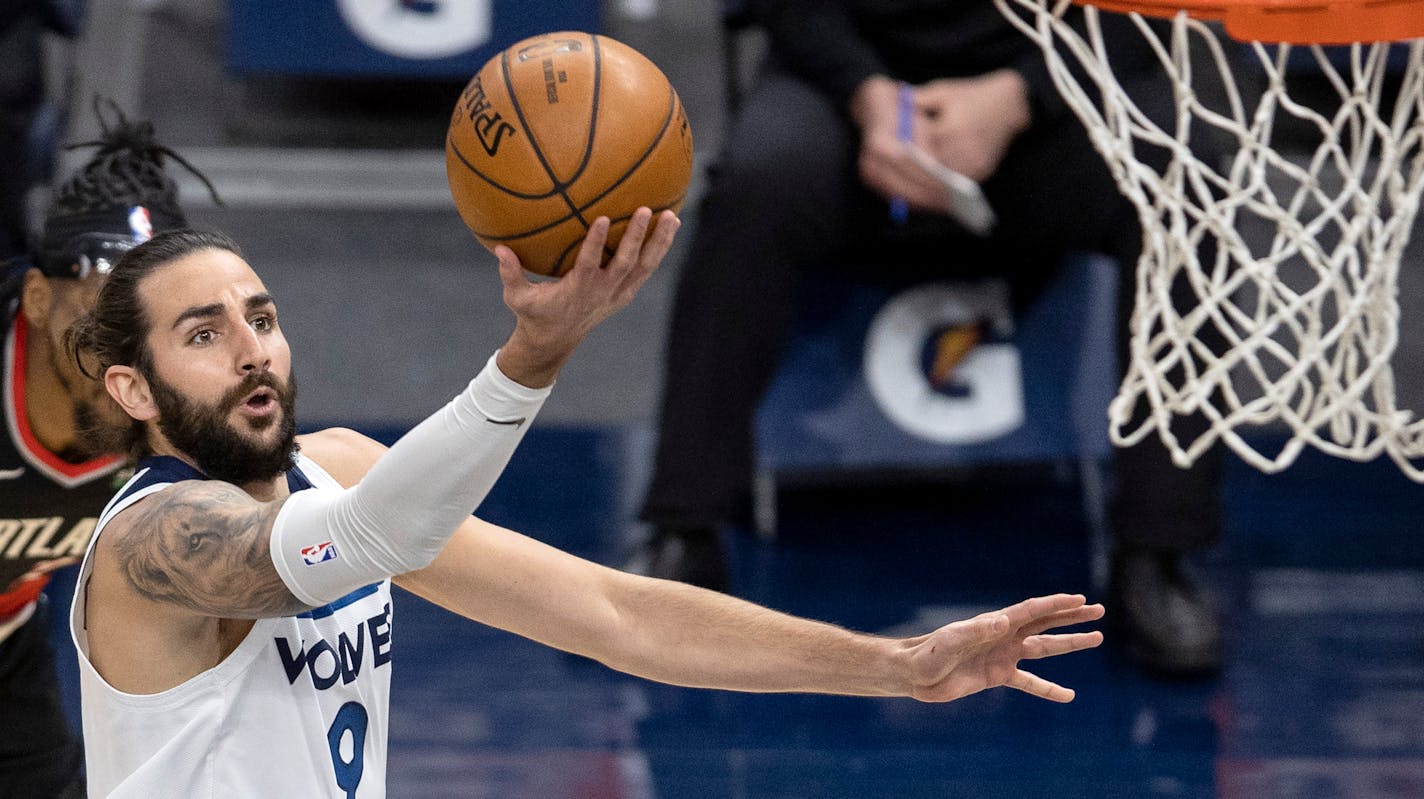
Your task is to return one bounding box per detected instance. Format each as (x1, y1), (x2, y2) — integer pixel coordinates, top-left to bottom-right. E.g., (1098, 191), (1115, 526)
(274, 601), (392, 690)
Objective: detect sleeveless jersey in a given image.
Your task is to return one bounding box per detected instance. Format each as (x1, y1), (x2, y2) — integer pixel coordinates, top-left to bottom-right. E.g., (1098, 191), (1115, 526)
(0, 308), (125, 629)
(70, 454), (394, 798)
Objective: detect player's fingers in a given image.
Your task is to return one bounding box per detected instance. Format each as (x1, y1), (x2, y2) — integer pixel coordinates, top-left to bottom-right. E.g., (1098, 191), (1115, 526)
(602, 210), (677, 306)
(1019, 631), (1104, 660)
(1000, 594), (1088, 628)
(630, 211), (679, 277)
(607, 207), (653, 273)
(1020, 604), (1105, 637)
(568, 216), (613, 277)
(494, 245), (533, 303)
(647, 210), (681, 259)
(1007, 669), (1076, 703)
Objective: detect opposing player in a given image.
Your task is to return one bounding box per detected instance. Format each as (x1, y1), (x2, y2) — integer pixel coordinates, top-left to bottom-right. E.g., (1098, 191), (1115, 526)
(67, 215), (1103, 796)
(0, 104), (214, 798)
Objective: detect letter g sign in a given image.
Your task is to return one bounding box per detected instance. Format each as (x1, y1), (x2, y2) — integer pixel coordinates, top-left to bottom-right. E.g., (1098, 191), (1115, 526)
(337, 0), (491, 59)
(862, 282), (1025, 445)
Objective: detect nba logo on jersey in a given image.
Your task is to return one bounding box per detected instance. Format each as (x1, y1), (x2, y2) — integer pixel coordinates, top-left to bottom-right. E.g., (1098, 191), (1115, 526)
(300, 541), (339, 566)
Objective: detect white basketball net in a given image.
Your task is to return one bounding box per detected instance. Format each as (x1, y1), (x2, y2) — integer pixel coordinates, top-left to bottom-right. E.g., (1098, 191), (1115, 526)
(995, 0), (1424, 478)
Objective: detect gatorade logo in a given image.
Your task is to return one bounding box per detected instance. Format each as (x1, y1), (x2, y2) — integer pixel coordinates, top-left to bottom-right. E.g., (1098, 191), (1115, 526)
(336, 0), (491, 60)
(862, 282), (1024, 444)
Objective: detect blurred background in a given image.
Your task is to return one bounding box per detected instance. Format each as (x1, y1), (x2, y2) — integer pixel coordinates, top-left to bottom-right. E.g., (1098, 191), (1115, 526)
(27, 1), (1424, 797)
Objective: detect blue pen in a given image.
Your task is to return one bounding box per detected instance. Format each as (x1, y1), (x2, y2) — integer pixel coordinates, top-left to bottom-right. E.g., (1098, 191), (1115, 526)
(889, 82), (912, 225)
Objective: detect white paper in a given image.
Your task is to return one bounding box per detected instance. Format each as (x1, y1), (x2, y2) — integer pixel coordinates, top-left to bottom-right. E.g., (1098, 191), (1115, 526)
(907, 144), (997, 236)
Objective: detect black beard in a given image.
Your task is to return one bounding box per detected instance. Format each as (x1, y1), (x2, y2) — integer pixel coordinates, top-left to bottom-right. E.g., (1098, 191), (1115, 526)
(48, 336), (102, 461)
(59, 402), (101, 462)
(148, 367), (299, 485)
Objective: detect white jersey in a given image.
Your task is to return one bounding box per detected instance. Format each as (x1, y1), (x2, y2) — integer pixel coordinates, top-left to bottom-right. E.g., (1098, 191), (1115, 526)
(70, 454), (394, 798)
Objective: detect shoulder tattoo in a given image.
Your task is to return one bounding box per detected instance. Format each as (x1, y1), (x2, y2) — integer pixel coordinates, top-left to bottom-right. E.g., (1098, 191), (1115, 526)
(112, 481), (308, 618)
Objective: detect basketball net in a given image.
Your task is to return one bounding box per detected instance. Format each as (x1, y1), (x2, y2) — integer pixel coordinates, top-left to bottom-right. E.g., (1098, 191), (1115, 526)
(994, 0), (1424, 479)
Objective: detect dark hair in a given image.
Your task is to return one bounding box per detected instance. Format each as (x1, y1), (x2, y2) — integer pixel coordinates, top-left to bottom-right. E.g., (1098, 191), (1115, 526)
(50, 126), (185, 221)
(68, 228), (244, 458)
(37, 97), (221, 278)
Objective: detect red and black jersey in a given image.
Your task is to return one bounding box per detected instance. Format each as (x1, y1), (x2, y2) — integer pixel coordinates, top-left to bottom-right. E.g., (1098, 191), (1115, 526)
(0, 307), (126, 618)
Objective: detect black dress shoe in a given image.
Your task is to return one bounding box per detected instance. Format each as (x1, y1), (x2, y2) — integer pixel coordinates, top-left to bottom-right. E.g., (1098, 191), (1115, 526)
(623, 526), (730, 592)
(1110, 549), (1222, 677)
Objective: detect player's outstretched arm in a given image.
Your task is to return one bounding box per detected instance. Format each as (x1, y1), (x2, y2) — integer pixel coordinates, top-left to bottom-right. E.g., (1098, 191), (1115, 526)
(598, 586), (1103, 701)
(398, 519), (1103, 702)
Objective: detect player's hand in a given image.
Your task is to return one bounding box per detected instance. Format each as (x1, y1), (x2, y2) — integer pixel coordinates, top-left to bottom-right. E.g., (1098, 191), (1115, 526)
(904, 594), (1104, 703)
(912, 70), (1031, 183)
(1, 556), (80, 594)
(494, 207), (680, 387)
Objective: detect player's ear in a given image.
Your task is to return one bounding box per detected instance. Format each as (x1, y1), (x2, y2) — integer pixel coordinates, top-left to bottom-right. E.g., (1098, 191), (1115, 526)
(105, 365), (157, 422)
(20, 270), (53, 329)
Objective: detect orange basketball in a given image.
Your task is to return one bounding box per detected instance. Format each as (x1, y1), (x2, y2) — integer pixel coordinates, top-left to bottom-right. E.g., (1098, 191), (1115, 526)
(445, 31), (694, 277)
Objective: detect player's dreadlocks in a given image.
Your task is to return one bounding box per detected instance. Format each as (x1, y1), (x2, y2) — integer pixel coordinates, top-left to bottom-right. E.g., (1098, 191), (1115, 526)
(47, 97), (217, 222)
(34, 96), (221, 279)
(2, 98), (219, 309)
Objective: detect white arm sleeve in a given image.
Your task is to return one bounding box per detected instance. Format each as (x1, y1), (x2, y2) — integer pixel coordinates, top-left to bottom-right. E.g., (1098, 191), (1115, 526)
(269, 352), (549, 606)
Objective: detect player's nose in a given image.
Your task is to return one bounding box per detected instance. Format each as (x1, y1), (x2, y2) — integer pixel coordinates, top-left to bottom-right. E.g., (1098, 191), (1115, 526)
(233, 319), (271, 374)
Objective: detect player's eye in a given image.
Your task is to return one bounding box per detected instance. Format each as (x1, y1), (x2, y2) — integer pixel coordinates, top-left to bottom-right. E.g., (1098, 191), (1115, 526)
(190, 329), (215, 345)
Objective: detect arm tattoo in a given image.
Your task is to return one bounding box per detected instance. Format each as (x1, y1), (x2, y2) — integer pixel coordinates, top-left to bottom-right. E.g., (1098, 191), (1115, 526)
(113, 482), (310, 618)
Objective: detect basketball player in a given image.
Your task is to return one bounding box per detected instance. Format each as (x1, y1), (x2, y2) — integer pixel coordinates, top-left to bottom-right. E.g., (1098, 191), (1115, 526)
(0, 104), (214, 798)
(66, 216), (1102, 796)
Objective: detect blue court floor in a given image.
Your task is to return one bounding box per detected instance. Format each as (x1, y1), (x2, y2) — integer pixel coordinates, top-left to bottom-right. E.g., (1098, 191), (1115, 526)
(47, 425), (1424, 798)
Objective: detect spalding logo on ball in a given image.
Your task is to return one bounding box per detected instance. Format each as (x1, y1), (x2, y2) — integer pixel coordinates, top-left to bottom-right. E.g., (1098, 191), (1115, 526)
(445, 31), (694, 277)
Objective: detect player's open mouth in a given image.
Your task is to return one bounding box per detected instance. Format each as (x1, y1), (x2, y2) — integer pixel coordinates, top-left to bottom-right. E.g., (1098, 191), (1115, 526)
(238, 388), (277, 416)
